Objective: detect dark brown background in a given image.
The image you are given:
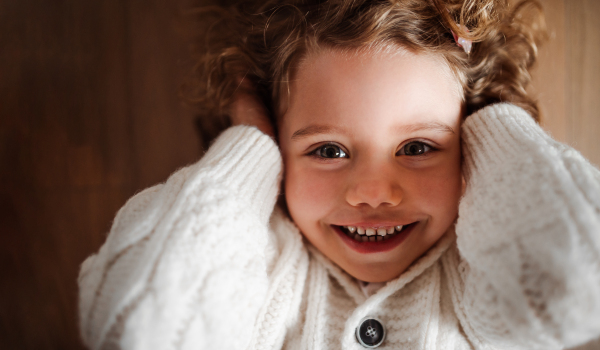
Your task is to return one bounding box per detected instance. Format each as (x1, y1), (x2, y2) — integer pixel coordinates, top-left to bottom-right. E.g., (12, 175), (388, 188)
(0, 0), (599, 349)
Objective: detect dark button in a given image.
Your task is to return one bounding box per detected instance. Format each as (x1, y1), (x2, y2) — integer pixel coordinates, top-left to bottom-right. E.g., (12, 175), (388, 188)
(355, 317), (386, 348)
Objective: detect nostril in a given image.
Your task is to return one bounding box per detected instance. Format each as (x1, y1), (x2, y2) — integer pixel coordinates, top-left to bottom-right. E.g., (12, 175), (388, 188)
(344, 172), (403, 207)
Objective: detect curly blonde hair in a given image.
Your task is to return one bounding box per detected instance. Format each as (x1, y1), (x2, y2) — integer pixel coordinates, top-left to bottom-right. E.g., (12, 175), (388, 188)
(184, 0), (546, 144)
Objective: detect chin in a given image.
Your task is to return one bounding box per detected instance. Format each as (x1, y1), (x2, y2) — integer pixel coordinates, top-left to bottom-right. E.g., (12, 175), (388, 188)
(343, 261), (406, 283)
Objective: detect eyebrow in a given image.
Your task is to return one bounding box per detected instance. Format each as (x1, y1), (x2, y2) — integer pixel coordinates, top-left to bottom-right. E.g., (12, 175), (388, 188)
(291, 124), (345, 140)
(290, 121), (455, 140)
(398, 121), (456, 135)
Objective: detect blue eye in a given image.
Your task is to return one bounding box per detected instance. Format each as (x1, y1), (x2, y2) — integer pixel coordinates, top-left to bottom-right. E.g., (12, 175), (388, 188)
(397, 141), (432, 156)
(313, 144), (348, 158)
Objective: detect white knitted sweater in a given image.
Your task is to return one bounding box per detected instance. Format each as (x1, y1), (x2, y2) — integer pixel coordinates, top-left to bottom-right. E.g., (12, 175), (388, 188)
(78, 104), (600, 350)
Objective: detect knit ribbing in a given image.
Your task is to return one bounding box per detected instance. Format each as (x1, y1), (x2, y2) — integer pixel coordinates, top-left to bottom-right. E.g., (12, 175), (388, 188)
(456, 103), (600, 349)
(198, 126), (282, 224)
(248, 209), (309, 350)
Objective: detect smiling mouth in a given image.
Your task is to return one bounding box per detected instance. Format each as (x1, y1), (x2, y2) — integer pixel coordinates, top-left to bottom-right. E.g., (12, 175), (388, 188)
(336, 224), (413, 242)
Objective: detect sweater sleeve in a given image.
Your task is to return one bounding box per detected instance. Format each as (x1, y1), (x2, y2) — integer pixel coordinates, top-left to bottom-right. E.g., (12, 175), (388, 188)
(446, 103), (600, 349)
(78, 126), (282, 350)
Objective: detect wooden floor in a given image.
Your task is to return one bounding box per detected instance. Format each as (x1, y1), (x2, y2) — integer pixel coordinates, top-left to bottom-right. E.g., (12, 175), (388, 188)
(533, 0), (600, 169)
(0, 0), (201, 348)
(0, 0), (598, 349)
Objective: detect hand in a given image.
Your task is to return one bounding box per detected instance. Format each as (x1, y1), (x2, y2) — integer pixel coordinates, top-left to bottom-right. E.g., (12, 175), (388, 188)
(229, 79), (275, 138)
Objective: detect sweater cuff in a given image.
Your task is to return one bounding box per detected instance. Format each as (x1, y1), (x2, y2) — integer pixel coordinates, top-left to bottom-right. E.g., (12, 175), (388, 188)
(198, 125), (282, 222)
(461, 103), (551, 180)
(458, 103), (562, 254)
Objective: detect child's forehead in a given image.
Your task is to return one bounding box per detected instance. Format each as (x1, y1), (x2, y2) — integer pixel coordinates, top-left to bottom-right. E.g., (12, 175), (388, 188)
(278, 46), (463, 136)
(276, 45), (463, 117)
(294, 47), (460, 100)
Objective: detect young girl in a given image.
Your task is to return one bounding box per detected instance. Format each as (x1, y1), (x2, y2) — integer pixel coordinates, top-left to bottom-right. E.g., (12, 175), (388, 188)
(78, 0), (600, 349)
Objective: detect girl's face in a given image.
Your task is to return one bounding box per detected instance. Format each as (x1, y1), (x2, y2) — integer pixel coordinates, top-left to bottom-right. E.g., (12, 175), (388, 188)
(279, 49), (463, 282)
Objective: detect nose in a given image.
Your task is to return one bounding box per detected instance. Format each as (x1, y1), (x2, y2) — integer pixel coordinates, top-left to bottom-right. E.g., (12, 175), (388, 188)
(345, 162), (403, 208)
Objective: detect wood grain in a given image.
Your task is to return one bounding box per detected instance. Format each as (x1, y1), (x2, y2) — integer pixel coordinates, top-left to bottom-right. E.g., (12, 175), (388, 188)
(533, 0), (600, 167)
(0, 0), (599, 349)
(565, 0), (600, 167)
(0, 0), (199, 348)
(532, 0), (567, 142)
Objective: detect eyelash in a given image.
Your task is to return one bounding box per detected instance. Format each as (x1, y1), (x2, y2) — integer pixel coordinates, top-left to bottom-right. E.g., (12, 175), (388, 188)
(396, 141), (438, 157)
(308, 143), (348, 159)
(307, 140), (437, 159)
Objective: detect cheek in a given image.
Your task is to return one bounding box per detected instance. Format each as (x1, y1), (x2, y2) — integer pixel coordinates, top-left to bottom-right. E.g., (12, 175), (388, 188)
(284, 162), (342, 229)
(408, 156), (463, 222)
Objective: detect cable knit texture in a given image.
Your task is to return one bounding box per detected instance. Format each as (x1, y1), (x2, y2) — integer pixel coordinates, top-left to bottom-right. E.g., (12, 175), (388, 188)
(78, 104), (600, 350)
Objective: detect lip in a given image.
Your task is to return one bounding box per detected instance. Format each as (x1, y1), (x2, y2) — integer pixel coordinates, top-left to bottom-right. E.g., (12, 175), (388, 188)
(332, 222), (417, 254)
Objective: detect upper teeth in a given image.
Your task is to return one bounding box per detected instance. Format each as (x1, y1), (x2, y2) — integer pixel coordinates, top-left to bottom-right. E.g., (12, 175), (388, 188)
(344, 225), (403, 236)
